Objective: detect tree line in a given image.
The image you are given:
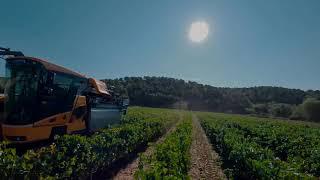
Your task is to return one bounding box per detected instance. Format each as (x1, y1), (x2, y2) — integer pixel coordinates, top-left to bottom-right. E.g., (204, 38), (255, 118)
(103, 76), (320, 122)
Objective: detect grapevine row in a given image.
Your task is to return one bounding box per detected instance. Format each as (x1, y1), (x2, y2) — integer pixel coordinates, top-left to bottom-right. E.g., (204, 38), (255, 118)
(198, 113), (318, 179)
(0, 107), (179, 179)
(135, 112), (193, 179)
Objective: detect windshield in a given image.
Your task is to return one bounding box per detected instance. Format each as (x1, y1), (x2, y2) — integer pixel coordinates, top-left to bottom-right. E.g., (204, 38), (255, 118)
(4, 59), (41, 125)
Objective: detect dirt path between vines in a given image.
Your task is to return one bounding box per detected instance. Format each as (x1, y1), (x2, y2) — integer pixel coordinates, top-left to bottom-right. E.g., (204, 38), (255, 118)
(111, 111), (182, 180)
(189, 114), (226, 180)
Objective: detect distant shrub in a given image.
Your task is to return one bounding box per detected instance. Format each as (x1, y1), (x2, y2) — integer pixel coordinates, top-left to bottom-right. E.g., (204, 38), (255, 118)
(269, 103), (293, 118)
(290, 105), (306, 120)
(303, 98), (320, 122)
(290, 98), (320, 122)
(252, 104), (269, 115)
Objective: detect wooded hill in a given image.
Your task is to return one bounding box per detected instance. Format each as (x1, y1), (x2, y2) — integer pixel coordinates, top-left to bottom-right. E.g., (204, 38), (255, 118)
(104, 76), (320, 122)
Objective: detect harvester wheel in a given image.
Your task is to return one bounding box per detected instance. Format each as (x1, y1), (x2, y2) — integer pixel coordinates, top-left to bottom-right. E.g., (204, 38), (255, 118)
(49, 126), (67, 141)
(84, 105), (92, 134)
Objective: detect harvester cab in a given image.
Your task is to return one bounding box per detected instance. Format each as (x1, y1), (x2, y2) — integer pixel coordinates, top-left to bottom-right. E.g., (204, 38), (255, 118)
(0, 47), (129, 143)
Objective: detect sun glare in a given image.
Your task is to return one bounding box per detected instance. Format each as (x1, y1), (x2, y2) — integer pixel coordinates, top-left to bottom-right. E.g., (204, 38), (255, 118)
(188, 21), (209, 43)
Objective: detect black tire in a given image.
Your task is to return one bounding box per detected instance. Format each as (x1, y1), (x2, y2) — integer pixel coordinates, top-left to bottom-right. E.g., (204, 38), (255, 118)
(49, 126), (67, 141)
(123, 109), (127, 115)
(83, 104), (92, 134)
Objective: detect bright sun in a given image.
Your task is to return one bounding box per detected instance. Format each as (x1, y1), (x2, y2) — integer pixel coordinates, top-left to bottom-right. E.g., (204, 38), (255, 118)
(188, 21), (209, 43)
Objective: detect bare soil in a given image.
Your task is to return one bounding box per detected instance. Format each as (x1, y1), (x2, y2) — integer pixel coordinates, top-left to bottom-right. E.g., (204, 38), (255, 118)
(188, 114), (226, 180)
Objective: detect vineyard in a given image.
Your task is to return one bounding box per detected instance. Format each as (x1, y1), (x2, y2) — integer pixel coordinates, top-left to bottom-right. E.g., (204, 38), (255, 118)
(198, 112), (320, 179)
(0, 107), (319, 179)
(0, 107), (184, 179)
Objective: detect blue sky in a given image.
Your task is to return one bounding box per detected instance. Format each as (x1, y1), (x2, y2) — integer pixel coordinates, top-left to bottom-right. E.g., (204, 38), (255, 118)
(1, 0), (319, 90)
